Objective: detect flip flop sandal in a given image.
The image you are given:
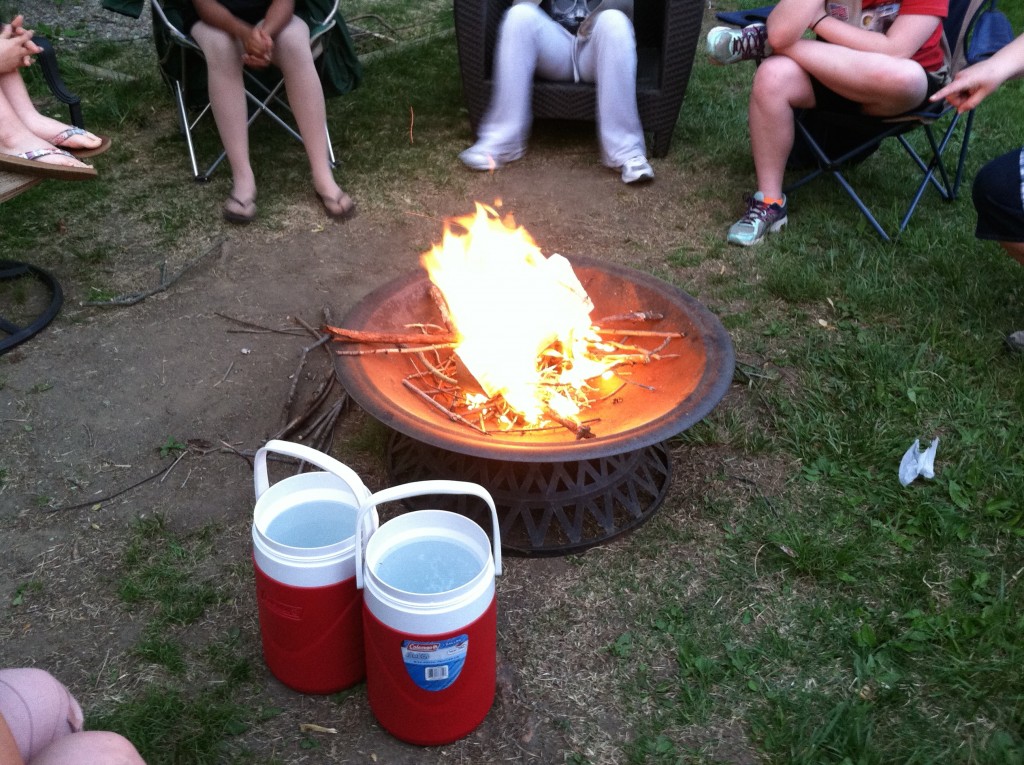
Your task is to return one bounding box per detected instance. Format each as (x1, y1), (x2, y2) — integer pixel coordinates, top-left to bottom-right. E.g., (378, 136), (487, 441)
(50, 127), (112, 159)
(316, 191), (357, 221)
(0, 148), (97, 181)
(223, 194), (257, 225)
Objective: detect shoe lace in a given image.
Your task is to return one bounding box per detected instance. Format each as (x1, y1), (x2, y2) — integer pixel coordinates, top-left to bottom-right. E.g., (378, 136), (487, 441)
(731, 26), (766, 59)
(739, 195), (775, 226)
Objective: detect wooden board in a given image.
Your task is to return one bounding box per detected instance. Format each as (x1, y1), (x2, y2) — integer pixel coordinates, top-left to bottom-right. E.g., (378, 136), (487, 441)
(0, 168), (43, 203)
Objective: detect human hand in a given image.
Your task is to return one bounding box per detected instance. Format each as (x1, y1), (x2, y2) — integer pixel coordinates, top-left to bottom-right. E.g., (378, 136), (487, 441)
(242, 25), (273, 68)
(930, 62), (1002, 113)
(0, 16), (42, 71)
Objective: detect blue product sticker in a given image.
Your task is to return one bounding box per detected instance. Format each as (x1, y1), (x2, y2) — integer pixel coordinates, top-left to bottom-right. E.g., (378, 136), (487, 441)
(401, 635), (469, 692)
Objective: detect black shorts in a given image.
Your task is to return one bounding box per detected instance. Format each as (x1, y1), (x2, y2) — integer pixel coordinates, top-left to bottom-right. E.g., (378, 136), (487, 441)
(809, 65), (950, 115)
(973, 148), (1024, 244)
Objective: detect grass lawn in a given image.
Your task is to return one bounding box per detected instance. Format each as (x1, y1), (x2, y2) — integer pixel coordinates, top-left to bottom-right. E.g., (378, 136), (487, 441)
(1, 0), (1022, 763)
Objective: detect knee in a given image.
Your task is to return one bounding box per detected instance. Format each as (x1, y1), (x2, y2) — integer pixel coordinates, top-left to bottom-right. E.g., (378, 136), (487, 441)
(274, 16), (312, 55)
(32, 731), (145, 765)
(751, 57), (800, 107)
(501, 3), (546, 34)
(590, 9), (635, 45)
(0, 668), (80, 728)
(883, 64), (926, 96)
(193, 25), (239, 68)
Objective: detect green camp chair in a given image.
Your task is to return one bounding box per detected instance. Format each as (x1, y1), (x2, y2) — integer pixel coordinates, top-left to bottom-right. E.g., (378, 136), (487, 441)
(148, 0), (355, 181)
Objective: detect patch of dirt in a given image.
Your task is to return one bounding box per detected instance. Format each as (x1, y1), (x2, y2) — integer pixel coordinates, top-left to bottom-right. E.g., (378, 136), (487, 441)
(1, 137), (763, 763)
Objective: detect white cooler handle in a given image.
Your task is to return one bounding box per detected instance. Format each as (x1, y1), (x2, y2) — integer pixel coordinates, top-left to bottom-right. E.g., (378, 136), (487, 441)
(253, 439), (369, 501)
(355, 480), (502, 590)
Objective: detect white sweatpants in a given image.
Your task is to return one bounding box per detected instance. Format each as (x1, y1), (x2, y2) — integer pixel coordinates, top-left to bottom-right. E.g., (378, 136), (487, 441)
(471, 3), (646, 167)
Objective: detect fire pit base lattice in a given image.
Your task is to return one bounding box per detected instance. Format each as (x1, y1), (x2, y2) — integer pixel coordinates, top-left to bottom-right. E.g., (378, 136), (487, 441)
(386, 430), (672, 556)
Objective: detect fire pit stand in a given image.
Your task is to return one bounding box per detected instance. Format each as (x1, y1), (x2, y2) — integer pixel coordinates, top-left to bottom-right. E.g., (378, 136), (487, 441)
(335, 257), (734, 556)
(386, 432), (672, 556)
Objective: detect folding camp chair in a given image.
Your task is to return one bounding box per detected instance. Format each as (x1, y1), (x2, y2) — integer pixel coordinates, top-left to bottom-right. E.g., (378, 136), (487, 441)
(149, 0), (341, 181)
(717, 0), (1009, 241)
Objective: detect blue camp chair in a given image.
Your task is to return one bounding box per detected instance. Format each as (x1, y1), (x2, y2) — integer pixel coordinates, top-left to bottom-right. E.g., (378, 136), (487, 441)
(717, 0), (1012, 241)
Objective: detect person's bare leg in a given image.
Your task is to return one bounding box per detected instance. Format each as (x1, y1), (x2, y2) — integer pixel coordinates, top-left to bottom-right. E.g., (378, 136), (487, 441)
(0, 82), (90, 167)
(191, 21), (257, 212)
(1002, 241), (1024, 265)
(0, 70), (103, 151)
(272, 16), (351, 214)
(748, 55), (815, 200)
(778, 39), (928, 116)
(30, 731), (145, 765)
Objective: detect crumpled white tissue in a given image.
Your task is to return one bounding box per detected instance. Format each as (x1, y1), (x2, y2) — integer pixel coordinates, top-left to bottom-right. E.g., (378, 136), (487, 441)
(899, 437), (939, 486)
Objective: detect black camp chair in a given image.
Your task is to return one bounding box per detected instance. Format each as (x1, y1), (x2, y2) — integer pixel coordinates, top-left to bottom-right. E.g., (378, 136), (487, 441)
(149, 0), (344, 181)
(717, 0), (1011, 241)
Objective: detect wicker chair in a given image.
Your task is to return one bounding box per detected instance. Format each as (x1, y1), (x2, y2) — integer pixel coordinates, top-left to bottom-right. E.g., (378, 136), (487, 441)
(452, 0), (704, 158)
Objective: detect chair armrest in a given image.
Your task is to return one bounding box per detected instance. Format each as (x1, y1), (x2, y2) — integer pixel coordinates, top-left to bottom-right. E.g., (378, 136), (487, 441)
(33, 37), (84, 129)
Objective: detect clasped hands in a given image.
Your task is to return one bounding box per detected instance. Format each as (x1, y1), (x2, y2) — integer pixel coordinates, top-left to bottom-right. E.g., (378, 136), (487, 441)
(242, 24), (273, 68)
(0, 14), (43, 72)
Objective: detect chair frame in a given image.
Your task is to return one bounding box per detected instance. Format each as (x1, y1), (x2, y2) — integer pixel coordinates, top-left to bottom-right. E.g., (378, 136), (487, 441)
(453, 0), (705, 158)
(150, 0), (339, 181)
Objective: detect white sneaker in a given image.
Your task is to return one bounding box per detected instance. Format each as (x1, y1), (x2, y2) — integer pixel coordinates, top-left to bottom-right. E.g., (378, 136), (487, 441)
(621, 156), (654, 184)
(459, 146), (524, 171)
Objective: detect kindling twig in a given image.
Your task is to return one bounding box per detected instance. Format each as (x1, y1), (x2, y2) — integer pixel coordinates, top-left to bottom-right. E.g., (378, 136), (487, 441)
(323, 325), (455, 345)
(86, 237), (226, 307)
(401, 378), (487, 433)
(543, 406), (595, 439)
(595, 310), (665, 323)
(273, 377), (336, 440)
(334, 343), (458, 356)
(592, 326), (685, 339)
(215, 312), (305, 336)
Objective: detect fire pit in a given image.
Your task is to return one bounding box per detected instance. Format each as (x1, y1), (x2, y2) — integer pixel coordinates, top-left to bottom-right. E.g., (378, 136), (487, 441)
(334, 254), (734, 556)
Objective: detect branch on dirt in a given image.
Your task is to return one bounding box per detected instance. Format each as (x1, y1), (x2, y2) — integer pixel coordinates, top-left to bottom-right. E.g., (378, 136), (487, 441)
(85, 238), (226, 307)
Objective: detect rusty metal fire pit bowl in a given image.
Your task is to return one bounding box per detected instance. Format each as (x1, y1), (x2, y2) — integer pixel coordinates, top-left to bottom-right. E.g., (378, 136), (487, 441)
(335, 256), (734, 555)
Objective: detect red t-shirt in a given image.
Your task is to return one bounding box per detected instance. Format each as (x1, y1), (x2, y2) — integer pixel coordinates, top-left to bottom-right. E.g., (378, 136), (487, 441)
(863, 0), (948, 71)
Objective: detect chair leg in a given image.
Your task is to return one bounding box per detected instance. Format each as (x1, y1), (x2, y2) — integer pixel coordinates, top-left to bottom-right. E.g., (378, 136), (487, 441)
(174, 80), (202, 181)
(952, 110), (975, 199)
(895, 114), (963, 233)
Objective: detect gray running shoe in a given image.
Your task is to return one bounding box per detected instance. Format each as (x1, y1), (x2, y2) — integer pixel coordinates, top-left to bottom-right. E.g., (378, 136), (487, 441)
(727, 192), (788, 246)
(707, 23), (772, 65)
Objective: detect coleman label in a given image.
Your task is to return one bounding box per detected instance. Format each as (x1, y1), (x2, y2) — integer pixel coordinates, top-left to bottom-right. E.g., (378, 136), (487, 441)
(401, 635), (469, 692)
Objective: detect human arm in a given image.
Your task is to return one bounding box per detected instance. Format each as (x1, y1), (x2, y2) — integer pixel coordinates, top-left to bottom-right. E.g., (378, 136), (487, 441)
(811, 12), (942, 59)
(931, 32), (1024, 112)
(765, 0), (828, 49)
(768, 0), (941, 60)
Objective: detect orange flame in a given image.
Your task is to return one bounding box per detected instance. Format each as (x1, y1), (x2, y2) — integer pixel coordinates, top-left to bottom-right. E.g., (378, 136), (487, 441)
(420, 203), (614, 424)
